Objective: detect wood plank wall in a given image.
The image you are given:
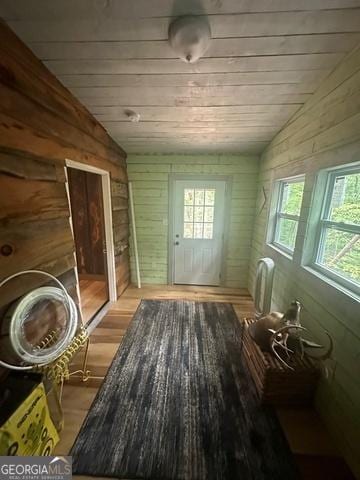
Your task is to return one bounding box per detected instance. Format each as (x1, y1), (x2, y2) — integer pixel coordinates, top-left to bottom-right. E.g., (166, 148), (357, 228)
(249, 44), (360, 477)
(0, 20), (130, 311)
(127, 154), (259, 287)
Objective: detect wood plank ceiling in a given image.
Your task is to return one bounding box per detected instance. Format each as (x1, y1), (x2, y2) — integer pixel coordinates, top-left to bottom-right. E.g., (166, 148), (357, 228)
(2, 0), (360, 154)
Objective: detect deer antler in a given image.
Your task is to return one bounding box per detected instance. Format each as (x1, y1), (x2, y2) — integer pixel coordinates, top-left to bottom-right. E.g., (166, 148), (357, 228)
(303, 332), (333, 361)
(269, 325), (307, 370)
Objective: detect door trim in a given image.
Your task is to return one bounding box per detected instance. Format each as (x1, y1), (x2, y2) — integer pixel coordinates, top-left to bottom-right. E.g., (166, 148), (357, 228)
(64, 160), (117, 315)
(168, 174), (232, 286)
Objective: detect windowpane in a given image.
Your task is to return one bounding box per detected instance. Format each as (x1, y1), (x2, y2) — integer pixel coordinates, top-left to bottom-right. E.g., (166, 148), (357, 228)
(275, 217), (298, 251)
(184, 223), (193, 239)
(183, 187), (216, 240)
(195, 189), (205, 205)
(194, 223), (203, 239)
(184, 189), (194, 205)
(205, 189), (215, 206)
(194, 206), (204, 222)
(280, 180), (305, 215)
(184, 206), (193, 222)
(328, 173), (360, 226)
(318, 227), (360, 284)
(270, 176), (304, 254)
(204, 206), (214, 222)
(203, 223), (213, 239)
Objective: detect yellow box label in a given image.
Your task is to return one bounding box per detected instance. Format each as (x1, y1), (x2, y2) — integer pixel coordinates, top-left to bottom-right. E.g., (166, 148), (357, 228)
(0, 383), (59, 456)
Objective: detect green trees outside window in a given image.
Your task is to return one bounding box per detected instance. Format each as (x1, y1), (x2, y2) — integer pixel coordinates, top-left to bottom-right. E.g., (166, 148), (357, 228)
(316, 171), (360, 286)
(272, 177), (305, 254)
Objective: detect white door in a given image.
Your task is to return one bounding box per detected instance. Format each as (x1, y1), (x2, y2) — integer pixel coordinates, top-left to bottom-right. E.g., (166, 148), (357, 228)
(173, 179), (226, 285)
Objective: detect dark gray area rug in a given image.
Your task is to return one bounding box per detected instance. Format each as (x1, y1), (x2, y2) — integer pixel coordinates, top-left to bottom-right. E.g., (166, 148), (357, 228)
(71, 300), (298, 480)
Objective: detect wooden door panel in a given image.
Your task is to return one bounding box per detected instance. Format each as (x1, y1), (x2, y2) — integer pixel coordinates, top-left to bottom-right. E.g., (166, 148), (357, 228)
(86, 171), (105, 275)
(67, 168), (106, 276)
(67, 168), (91, 274)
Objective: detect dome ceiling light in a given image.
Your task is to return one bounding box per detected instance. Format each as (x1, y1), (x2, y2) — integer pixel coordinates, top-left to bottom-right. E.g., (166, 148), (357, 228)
(168, 16), (211, 63)
(125, 109), (141, 122)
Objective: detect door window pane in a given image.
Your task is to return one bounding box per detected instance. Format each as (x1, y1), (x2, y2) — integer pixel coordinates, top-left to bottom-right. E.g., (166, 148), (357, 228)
(194, 206), (204, 222)
(184, 206), (193, 222)
(205, 189), (215, 206)
(194, 223), (203, 239)
(195, 189), (205, 205)
(203, 223), (213, 239)
(184, 223), (193, 239)
(184, 189), (194, 205)
(204, 206), (214, 222)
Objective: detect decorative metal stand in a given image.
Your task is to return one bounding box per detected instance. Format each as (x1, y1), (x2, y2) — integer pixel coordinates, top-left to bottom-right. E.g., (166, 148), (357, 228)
(67, 337), (91, 382)
(63, 338), (106, 394)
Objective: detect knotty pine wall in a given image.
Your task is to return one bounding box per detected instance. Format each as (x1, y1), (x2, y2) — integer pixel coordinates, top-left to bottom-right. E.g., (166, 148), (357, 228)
(0, 21), (130, 312)
(249, 44), (360, 476)
(127, 154), (259, 287)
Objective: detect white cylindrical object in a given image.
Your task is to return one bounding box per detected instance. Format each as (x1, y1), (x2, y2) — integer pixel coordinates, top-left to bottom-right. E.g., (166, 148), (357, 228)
(254, 257), (275, 319)
(128, 182), (141, 289)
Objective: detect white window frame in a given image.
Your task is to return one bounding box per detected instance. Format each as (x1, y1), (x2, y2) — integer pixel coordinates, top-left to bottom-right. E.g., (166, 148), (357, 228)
(183, 187), (216, 240)
(269, 174), (305, 256)
(311, 163), (360, 296)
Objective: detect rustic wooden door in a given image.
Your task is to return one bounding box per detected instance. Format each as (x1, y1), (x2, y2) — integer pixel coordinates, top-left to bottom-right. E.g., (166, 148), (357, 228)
(67, 168), (107, 276)
(173, 179), (226, 285)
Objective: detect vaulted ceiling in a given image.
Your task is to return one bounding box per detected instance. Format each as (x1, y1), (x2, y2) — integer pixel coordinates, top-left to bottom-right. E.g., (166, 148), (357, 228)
(2, 0), (360, 154)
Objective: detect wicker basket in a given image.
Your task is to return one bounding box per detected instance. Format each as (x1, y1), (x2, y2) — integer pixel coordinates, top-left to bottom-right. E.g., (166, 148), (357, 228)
(242, 318), (321, 406)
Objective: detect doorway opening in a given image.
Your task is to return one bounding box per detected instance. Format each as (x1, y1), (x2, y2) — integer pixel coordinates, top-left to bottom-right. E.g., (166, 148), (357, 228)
(169, 175), (231, 286)
(65, 160), (117, 327)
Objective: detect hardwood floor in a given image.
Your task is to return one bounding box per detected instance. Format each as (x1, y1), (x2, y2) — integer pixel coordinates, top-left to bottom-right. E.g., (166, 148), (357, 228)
(78, 277), (108, 324)
(55, 284), (355, 480)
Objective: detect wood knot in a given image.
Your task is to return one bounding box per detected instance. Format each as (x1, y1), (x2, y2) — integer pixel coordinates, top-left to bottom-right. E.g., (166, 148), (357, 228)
(0, 64), (16, 85)
(0, 244), (14, 257)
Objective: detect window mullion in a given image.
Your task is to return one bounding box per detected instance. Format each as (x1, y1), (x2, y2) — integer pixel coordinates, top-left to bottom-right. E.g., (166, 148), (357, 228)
(278, 212), (300, 222)
(321, 219), (360, 235)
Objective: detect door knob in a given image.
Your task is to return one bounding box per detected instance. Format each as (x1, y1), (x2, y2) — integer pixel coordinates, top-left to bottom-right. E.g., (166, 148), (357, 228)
(175, 241), (179, 246)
